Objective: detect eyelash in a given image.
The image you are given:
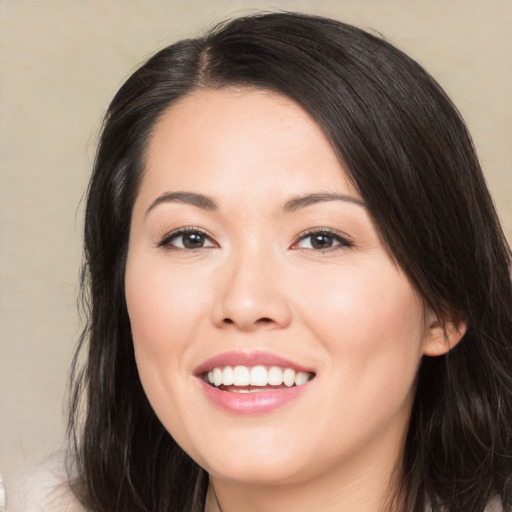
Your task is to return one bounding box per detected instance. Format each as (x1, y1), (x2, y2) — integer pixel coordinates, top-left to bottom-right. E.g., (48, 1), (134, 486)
(157, 227), (217, 251)
(157, 227), (354, 252)
(292, 228), (354, 252)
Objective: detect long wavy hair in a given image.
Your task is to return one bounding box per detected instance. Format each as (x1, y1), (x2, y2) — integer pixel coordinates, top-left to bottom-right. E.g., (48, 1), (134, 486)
(68, 12), (512, 512)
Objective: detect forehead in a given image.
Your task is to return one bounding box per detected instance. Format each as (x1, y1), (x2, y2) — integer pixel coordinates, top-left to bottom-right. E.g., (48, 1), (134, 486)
(138, 87), (357, 209)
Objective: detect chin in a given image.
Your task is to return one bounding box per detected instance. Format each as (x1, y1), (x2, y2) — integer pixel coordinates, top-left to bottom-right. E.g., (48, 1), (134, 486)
(205, 457), (309, 486)
(190, 432), (323, 486)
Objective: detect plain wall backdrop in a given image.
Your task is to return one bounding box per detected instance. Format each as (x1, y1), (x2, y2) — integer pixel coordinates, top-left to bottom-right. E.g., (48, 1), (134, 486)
(0, 1), (511, 510)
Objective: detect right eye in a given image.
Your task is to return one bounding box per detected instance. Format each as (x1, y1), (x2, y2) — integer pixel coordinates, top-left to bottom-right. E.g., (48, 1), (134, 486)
(158, 228), (217, 250)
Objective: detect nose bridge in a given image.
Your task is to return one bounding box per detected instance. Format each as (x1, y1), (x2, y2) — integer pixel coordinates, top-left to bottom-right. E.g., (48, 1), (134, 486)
(212, 239), (291, 330)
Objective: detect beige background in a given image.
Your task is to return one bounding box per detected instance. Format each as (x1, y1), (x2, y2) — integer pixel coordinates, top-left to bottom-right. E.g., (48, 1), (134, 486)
(0, 1), (510, 509)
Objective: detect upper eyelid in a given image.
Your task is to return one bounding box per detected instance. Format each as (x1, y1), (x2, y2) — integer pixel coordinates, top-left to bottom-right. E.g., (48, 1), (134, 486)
(293, 227), (353, 243)
(156, 226), (353, 248)
(157, 226), (217, 247)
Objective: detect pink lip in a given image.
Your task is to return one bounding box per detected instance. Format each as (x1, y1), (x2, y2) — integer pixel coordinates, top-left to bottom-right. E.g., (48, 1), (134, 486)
(193, 351), (314, 375)
(198, 379), (312, 415)
(194, 351), (315, 415)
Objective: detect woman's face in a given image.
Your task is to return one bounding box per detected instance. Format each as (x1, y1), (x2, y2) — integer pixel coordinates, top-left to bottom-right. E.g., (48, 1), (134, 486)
(125, 88), (439, 486)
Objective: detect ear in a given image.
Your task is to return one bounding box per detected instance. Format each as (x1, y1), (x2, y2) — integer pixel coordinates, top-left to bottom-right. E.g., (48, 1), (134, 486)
(422, 314), (467, 357)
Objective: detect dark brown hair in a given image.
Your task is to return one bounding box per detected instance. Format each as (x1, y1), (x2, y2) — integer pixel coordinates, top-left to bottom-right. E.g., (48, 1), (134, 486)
(69, 12), (512, 512)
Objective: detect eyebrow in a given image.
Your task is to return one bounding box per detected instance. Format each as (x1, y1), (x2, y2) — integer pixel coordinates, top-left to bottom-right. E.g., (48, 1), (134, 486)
(145, 190), (365, 218)
(145, 191), (218, 217)
(283, 193), (365, 212)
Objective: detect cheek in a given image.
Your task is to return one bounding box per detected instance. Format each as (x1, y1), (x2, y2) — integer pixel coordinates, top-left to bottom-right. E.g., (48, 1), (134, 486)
(288, 265), (426, 465)
(296, 261), (425, 387)
(125, 264), (208, 454)
(124, 252), (207, 414)
(125, 253), (206, 354)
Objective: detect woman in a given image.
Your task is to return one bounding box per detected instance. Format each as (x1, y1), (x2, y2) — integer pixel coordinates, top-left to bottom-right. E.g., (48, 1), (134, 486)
(68, 12), (512, 512)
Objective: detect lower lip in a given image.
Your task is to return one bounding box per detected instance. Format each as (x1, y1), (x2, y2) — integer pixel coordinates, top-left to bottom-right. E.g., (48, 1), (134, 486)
(198, 378), (311, 415)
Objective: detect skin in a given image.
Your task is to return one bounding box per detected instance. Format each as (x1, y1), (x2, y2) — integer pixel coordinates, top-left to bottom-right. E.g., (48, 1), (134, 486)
(125, 88), (464, 512)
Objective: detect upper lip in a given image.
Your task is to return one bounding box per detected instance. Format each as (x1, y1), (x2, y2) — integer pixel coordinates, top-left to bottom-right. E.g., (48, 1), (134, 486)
(194, 351), (315, 376)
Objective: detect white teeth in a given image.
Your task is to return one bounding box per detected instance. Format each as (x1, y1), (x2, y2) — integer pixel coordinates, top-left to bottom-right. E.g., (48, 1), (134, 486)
(295, 371), (309, 386)
(205, 365), (313, 389)
(283, 368), (295, 387)
(213, 368), (223, 387)
(250, 365), (268, 386)
(268, 366), (283, 385)
(233, 366), (250, 386)
(222, 366), (234, 386)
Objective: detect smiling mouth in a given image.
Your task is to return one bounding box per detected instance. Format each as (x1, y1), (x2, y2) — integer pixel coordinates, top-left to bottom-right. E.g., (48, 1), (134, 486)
(203, 365), (315, 392)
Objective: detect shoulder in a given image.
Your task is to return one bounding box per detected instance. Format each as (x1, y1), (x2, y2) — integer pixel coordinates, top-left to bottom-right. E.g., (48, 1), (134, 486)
(486, 496), (504, 512)
(425, 497), (505, 512)
(8, 452), (82, 512)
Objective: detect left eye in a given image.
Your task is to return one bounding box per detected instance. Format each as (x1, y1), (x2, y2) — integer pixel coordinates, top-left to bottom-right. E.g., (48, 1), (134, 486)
(159, 229), (217, 249)
(293, 230), (352, 250)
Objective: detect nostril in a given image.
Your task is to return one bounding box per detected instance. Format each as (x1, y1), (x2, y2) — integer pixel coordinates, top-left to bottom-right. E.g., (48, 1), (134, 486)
(222, 316), (273, 325)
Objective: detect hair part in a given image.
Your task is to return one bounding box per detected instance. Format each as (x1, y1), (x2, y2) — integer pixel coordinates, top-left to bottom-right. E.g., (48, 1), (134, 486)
(69, 12), (512, 512)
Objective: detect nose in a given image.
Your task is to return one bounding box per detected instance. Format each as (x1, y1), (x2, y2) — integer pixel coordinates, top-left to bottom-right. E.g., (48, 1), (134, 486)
(211, 249), (292, 332)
